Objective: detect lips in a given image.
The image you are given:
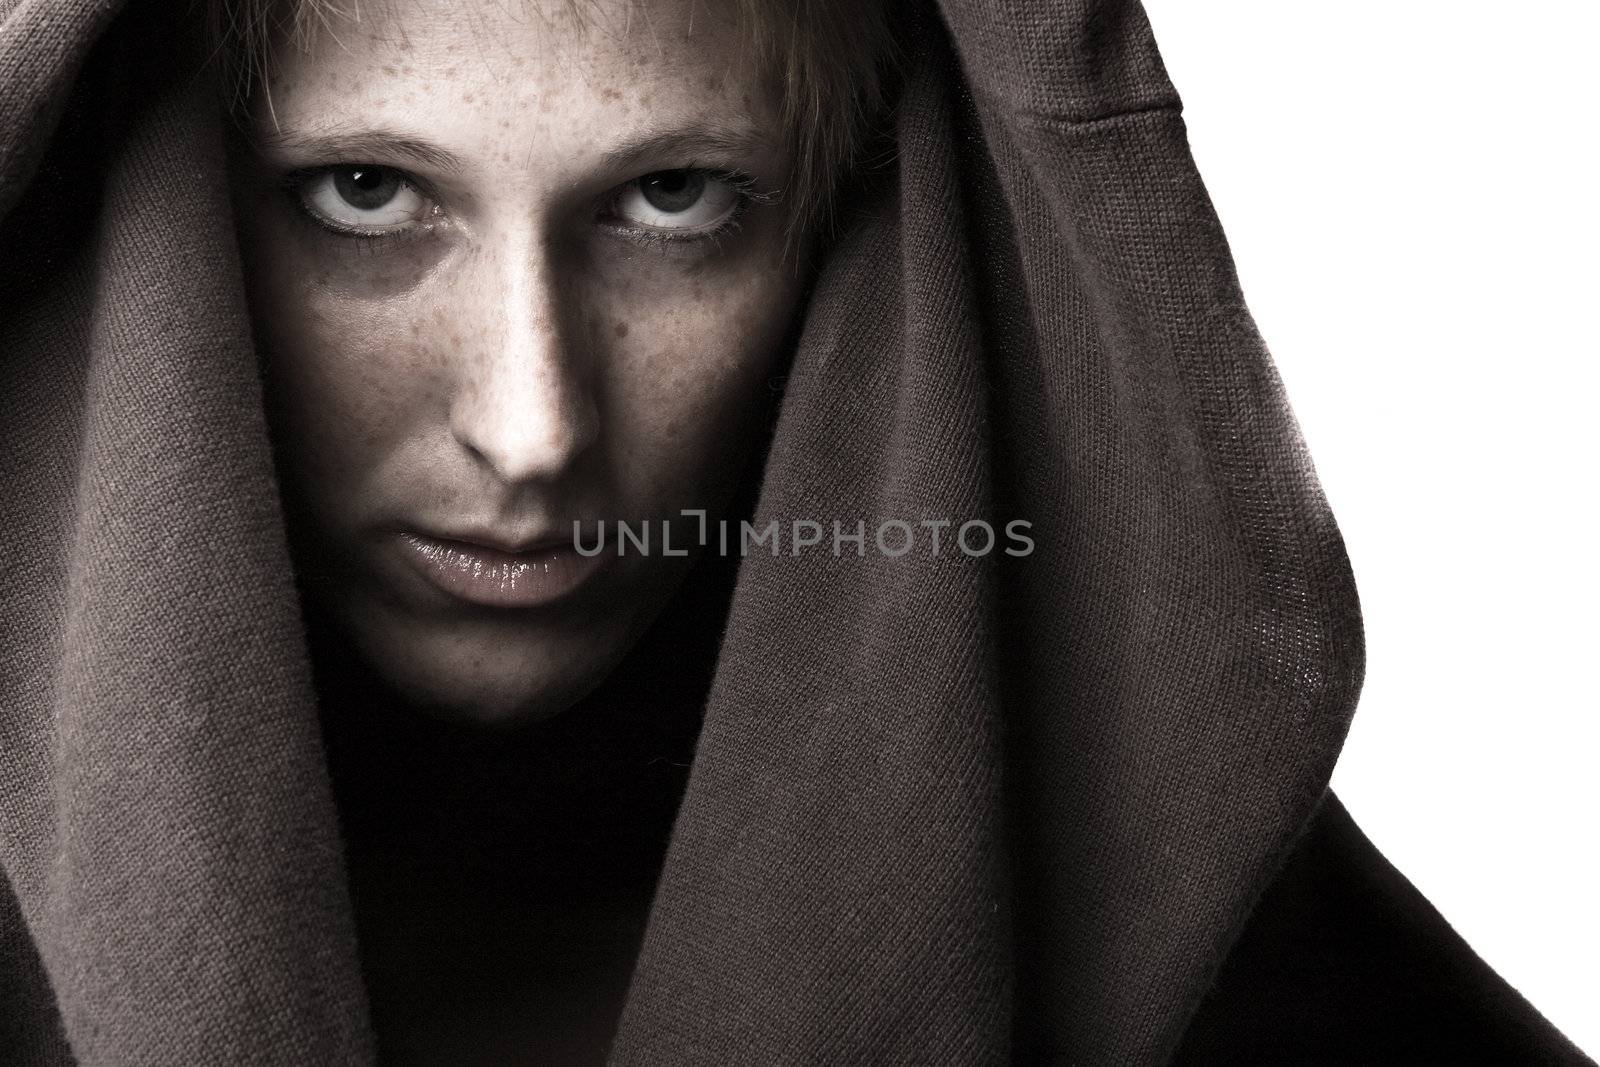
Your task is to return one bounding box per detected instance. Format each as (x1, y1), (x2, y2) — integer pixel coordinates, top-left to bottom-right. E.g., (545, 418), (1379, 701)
(396, 530), (607, 609)
(430, 528), (572, 555)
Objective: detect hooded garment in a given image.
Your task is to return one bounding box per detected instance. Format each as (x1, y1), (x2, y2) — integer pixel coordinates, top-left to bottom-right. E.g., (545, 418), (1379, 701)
(0, 0), (1590, 1063)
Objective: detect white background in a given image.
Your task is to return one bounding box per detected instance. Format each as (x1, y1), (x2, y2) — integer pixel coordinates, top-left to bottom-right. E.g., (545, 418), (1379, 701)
(1140, 0), (1598, 1054)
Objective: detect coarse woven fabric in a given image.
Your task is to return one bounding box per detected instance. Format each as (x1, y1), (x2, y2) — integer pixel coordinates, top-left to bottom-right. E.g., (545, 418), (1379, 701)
(0, 0), (1590, 1063)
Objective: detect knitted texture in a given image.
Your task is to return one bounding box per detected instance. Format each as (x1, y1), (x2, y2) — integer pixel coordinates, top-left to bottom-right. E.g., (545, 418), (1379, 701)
(0, 0), (1588, 1063)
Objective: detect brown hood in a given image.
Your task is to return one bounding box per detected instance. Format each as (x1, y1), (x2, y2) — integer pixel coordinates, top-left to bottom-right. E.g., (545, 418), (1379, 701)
(0, 0), (1365, 1062)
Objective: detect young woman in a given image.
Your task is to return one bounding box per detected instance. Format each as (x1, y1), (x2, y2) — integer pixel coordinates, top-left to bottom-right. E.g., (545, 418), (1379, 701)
(0, 0), (1588, 1063)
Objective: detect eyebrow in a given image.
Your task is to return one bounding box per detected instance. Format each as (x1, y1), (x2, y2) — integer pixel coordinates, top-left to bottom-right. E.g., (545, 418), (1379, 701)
(597, 121), (777, 172)
(253, 120), (778, 177)
(255, 126), (469, 174)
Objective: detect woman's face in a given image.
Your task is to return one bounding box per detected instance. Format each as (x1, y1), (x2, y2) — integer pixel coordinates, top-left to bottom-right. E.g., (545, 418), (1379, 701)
(232, 0), (802, 726)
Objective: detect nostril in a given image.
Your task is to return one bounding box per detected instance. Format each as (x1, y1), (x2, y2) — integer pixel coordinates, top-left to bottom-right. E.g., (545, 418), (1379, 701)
(450, 381), (600, 485)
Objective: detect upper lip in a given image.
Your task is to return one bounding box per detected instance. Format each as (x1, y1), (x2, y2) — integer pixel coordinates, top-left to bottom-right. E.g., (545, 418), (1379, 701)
(410, 527), (573, 555)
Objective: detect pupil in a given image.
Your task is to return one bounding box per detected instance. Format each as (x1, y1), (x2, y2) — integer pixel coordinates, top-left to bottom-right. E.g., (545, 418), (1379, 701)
(334, 166), (399, 211)
(640, 170), (706, 214)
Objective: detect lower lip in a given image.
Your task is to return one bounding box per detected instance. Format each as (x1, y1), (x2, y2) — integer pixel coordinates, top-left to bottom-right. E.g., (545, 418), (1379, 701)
(397, 533), (607, 609)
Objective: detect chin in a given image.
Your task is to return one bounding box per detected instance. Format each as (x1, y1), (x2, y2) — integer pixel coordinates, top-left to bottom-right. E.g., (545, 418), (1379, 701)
(426, 680), (593, 731)
(336, 599), (637, 731)
(381, 640), (616, 730)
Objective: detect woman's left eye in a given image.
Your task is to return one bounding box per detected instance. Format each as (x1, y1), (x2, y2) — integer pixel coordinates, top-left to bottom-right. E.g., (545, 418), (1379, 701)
(609, 170), (747, 235)
(295, 165), (436, 234)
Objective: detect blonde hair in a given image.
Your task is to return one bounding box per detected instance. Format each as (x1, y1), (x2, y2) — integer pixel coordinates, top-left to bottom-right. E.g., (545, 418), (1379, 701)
(205, 0), (901, 252)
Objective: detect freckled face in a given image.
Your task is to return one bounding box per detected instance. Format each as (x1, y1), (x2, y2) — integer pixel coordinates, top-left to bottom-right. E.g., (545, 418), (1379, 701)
(230, 0), (803, 727)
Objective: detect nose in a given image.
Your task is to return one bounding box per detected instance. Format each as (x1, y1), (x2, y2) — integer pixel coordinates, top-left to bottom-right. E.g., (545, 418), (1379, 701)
(448, 235), (600, 485)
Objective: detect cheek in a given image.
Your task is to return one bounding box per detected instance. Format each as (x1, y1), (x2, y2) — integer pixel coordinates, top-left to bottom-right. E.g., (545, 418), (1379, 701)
(600, 261), (799, 505)
(240, 229), (448, 496)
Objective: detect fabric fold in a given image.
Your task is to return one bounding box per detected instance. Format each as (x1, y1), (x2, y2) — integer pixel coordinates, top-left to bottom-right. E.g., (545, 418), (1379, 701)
(612, 16), (1014, 1058)
(614, 3), (1363, 1060)
(1, 3), (375, 1062)
(11, 0), (1577, 1063)
(935, 1), (1366, 1055)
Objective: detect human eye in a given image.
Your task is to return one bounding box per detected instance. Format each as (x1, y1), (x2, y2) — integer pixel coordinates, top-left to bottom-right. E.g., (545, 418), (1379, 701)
(289, 164), (440, 237)
(603, 168), (756, 242)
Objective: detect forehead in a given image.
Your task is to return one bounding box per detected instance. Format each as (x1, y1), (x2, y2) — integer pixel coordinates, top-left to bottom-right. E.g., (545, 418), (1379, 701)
(255, 0), (783, 165)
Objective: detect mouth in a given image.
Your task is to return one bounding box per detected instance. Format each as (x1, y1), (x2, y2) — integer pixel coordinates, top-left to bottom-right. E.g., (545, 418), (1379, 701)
(396, 530), (608, 609)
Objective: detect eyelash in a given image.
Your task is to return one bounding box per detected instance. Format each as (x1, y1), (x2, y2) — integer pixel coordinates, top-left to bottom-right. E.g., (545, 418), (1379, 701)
(598, 169), (765, 249)
(278, 165), (766, 253)
(277, 167), (438, 258)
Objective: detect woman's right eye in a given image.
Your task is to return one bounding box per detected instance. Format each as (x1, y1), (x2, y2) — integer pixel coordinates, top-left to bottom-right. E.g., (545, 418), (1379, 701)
(295, 165), (437, 235)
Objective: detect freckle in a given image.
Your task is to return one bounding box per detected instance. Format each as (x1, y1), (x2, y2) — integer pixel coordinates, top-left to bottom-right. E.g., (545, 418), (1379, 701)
(499, 119), (510, 128)
(614, 321), (629, 338)
(538, 97), (551, 112)
(463, 92), (475, 103)
(703, 76), (718, 91)
(444, 66), (457, 79)
(601, 87), (621, 101)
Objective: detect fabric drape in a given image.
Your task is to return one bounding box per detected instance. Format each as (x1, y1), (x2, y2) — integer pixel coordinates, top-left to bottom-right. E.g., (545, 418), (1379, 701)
(0, 0), (1587, 1062)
